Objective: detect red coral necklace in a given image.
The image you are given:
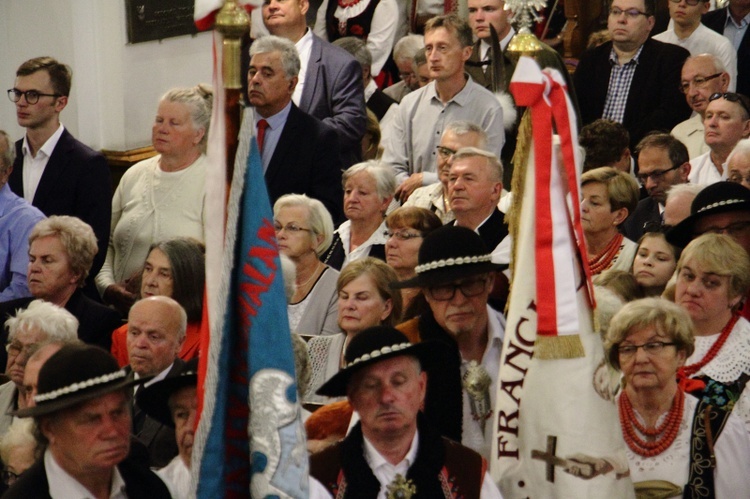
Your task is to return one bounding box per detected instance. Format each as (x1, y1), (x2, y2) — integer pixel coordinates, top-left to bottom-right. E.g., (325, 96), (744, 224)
(619, 389), (684, 457)
(588, 233), (623, 275)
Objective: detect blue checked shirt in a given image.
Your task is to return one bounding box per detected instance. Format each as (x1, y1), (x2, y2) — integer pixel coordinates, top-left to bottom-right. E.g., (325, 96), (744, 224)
(602, 45), (644, 123)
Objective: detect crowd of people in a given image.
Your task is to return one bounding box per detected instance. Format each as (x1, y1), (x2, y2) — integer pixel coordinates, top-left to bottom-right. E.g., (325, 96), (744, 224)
(0, 0), (749, 496)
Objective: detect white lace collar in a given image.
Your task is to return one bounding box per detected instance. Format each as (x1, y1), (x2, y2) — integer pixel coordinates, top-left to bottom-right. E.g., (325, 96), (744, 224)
(687, 317), (750, 383)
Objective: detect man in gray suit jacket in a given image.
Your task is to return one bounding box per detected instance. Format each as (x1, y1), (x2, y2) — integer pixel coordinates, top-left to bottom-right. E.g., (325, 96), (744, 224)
(263, 0), (366, 166)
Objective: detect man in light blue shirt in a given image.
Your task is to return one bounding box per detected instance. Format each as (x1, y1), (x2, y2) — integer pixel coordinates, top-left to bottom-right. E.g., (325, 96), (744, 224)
(0, 131), (45, 302)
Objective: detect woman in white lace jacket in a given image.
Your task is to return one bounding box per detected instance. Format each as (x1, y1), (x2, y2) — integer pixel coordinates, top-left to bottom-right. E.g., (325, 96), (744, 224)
(305, 257), (402, 405)
(673, 234), (750, 432)
(95, 86), (211, 316)
(605, 298), (750, 497)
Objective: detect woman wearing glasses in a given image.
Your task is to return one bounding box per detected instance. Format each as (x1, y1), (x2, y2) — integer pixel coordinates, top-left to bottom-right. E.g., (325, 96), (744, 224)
(305, 258), (402, 404)
(688, 92), (750, 185)
(273, 194), (340, 338)
(581, 167), (640, 276)
(384, 207), (442, 318)
(673, 233), (750, 430)
(605, 298), (750, 497)
(322, 161), (396, 271)
(95, 85), (212, 317)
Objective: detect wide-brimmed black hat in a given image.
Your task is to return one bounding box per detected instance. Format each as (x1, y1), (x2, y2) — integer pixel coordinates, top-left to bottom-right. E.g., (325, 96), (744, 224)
(392, 225), (502, 289)
(14, 344), (147, 418)
(316, 326), (437, 397)
(136, 358), (198, 427)
(666, 181), (750, 248)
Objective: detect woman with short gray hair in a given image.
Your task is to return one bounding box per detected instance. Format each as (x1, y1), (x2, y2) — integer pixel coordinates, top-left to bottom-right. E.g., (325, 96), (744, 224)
(323, 161), (395, 271)
(96, 85), (212, 316)
(274, 195), (340, 337)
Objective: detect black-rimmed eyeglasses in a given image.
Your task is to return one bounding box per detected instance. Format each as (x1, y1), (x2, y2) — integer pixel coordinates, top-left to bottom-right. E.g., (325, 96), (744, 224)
(7, 88), (61, 105)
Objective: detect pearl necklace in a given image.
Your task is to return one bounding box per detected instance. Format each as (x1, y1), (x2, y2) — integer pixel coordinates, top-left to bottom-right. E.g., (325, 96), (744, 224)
(588, 233), (623, 275)
(619, 389), (684, 457)
(296, 261), (323, 290)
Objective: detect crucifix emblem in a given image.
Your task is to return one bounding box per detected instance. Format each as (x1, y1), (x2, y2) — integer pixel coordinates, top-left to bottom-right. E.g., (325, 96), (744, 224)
(531, 435), (559, 482)
(532, 435), (602, 482)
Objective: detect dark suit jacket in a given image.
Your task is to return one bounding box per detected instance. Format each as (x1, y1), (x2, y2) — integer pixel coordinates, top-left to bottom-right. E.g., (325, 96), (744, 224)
(573, 39), (692, 151)
(11, 130), (112, 287)
(1, 453), (171, 499)
(623, 196), (661, 241)
(130, 360), (184, 468)
(703, 8), (750, 97)
(298, 34), (367, 166)
(265, 104), (344, 223)
(366, 88), (396, 122)
(0, 290), (122, 368)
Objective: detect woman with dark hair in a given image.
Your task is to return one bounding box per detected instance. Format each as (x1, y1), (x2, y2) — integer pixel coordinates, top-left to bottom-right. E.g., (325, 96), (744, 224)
(110, 237), (205, 366)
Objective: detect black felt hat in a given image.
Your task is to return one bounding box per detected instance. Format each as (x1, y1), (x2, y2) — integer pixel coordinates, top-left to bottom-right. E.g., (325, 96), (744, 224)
(666, 181), (750, 248)
(392, 225), (502, 289)
(316, 326), (437, 397)
(14, 344), (146, 418)
(136, 358), (198, 427)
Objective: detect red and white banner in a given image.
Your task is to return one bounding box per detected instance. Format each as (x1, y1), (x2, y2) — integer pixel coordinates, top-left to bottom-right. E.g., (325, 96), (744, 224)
(490, 57), (634, 498)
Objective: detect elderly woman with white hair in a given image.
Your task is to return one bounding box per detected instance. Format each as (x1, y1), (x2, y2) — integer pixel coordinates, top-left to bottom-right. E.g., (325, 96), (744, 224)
(323, 161), (396, 271)
(0, 217), (121, 353)
(0, 419), (38, 488)
(727, 138), (750, 190)
(0, 300), (78, 433)
(274, 194), (341, 337)
(96, 85), (212, 316)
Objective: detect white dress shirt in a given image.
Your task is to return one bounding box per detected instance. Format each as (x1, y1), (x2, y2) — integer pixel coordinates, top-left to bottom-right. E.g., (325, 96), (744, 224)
(21, 123), (65, 203)
(293, 29), (314, 106)
(45, 449), (129, 499)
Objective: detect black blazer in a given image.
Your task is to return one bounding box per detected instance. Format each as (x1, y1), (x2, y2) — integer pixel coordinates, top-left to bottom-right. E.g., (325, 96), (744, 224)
(264, 104), (344, 223)
(703, 8), (750, 97)
(623, 196), (661, 241)
(366, 89), (397, 122)
(0, 290), (122, 368)
(1, 453), (171, 499)
(130, 359), (184, 468)
(10, 130), (112, 284)
(573, 39), (692, 151)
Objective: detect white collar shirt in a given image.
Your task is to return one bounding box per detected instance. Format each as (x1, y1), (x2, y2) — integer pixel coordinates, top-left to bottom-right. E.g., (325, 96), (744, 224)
(363, 431), (419, 499)
(460, 306), (506, 460)
(45, 449), (128, 499)
(293, 28), (314, 105)
(21, 123), (65, 203)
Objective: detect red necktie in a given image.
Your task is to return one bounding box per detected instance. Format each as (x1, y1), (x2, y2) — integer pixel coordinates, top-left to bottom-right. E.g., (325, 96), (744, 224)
(257, 119), (269, 154)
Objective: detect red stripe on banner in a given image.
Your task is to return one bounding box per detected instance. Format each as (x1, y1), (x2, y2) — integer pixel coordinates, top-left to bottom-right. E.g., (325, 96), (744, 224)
(548, 82), (595, 305)
(510, 79), (557, 336)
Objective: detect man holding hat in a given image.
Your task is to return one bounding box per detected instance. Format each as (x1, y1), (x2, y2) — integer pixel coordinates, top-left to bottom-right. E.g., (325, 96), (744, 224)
(6, 344), (170, 498)
(393, 224), (505, 460)
(310, 325), (502, 498)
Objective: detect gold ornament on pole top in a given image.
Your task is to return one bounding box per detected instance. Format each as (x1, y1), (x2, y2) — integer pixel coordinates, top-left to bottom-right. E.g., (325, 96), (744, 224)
(505, 0), (545, 59)
(215, 0), (250, 90)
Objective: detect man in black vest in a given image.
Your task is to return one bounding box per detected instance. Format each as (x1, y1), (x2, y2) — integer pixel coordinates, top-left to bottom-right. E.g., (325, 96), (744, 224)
(310, 326), (502, 498)
(7, 344), (170, 499)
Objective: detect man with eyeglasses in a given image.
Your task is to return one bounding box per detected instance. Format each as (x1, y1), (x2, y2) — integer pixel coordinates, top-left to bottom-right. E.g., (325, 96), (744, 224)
(623, 133), (690, 240)
(703, 0), (750, 97)
(381, 15), (505, 204)
(383, 35), (424, 103)
(671, 54), (732, 159)
(573, 0), (691, 151)
(7, 57), (111, 297)
(653, 0), (737, 90)
(688, 92), (750, 185)
(403, 121), (487, 224)
(0, 300), (77, 441)
(394, 225), (505, 460)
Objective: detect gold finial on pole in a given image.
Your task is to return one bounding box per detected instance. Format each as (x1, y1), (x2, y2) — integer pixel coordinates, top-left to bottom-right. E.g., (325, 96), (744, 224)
(215, 0), (250, 90)
(505, 0), (545, 59)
